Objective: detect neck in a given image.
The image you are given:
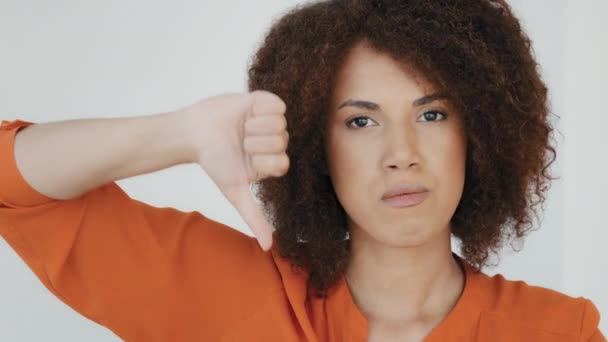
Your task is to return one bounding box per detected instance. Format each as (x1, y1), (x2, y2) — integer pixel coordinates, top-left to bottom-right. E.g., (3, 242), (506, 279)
(344, 228), (464, 323)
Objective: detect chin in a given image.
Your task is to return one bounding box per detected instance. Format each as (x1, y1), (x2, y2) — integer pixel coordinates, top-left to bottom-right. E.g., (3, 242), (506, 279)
(369, 227), (436, 248)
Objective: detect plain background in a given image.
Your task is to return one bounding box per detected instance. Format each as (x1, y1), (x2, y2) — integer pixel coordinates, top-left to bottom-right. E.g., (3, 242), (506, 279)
(0, 0), (606, 340)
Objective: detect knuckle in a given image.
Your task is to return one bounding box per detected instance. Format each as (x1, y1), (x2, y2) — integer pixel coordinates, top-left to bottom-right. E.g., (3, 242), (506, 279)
(243, 136), (252, 150)
(244, 122), (254, 135)
(278, 155), (290, 173)
(268, 93), (286, 113)
(276, 115), (287, 131)
(277, 100), (287, 114)
(273, 136), (284, 150)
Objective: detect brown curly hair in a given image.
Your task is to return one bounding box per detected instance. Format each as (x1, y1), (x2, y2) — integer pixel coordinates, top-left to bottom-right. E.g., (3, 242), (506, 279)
(247, 0), (557, 297)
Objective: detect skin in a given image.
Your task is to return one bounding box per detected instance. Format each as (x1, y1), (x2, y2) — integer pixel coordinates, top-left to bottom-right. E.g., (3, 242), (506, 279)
(325, 41), (468, 340)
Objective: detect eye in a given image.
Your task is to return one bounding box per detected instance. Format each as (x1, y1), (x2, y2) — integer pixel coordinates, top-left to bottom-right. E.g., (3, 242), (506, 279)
(346, 116), (377, 129)
(345, 110), (448, 129)
(417, 110), (447, 122)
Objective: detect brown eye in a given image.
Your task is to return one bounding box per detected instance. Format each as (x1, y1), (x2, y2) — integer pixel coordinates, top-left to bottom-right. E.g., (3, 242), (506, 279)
(418, 111), (447, 122)
(346, 116), (376, 129)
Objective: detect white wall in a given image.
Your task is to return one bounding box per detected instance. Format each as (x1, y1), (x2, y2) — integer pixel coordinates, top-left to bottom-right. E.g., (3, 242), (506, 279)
(0, 1), (604, 340)
(0, 1), (302, 341)
(561, 0), (608, 333)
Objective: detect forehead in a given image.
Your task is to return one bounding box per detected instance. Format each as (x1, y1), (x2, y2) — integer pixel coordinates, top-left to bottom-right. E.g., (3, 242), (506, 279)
(331, 42), (436, 107)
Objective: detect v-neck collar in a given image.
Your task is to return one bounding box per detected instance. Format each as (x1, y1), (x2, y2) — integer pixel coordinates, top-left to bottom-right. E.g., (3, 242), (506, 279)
(328, 252), (483, 341)
(271, 246), (483, 341)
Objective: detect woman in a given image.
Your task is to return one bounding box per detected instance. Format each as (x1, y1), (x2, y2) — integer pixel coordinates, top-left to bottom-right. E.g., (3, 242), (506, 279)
(0, 0), (603, 341)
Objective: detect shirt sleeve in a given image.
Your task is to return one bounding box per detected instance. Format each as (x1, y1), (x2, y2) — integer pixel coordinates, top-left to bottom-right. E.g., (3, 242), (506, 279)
(0, 119), (283, 340)
(580, 298), (606, 342)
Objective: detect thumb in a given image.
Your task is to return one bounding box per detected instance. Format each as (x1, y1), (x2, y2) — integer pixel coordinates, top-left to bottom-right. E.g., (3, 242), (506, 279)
(227, 185), (274, 251)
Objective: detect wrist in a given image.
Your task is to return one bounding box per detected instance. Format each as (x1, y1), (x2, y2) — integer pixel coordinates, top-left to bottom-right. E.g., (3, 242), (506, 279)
(157, 108), (198, 165)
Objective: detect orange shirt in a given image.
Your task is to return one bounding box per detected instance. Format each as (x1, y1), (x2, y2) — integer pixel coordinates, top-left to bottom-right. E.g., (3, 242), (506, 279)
(0, 119), (605, 342)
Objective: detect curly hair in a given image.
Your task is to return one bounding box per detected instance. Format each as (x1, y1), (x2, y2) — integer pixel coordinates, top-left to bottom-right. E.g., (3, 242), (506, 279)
(247, 0), (557, 297)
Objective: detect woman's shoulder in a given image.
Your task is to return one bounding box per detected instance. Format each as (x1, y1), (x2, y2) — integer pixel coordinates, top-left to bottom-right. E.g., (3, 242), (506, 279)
(467, 267), (603, 340)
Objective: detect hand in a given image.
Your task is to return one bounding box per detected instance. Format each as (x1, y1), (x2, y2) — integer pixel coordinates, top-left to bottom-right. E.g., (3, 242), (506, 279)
(179, 90), (289, 251)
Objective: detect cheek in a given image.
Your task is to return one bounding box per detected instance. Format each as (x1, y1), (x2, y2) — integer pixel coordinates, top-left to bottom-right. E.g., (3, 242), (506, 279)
(329, 148), (363, 191)
(429, 127), (466, 166)
(428, 131), (467, 200)
(327, 135), (368, 176)
(326, 140), (375, 206)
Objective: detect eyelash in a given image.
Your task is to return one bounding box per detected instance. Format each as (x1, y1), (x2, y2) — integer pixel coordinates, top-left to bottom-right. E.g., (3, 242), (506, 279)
(346, 110), (448, 129)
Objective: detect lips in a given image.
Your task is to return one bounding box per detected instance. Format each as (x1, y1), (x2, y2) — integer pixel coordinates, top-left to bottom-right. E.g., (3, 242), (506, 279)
(382, 183), (429, 200)
(382, 191), (429, 208)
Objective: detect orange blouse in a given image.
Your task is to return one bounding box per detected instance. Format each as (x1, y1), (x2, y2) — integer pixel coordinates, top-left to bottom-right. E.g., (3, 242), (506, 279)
(0, 119), (605, 341)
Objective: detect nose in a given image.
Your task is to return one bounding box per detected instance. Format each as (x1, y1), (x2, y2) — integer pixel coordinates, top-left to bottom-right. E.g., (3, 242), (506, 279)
(382, 125), (421, 170)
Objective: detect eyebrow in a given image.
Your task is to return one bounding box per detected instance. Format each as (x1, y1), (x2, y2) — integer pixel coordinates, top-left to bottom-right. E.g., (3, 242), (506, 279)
(336, 93), (448, 111)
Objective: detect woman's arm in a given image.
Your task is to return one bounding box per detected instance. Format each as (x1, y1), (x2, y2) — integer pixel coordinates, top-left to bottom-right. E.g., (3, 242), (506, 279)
(9, 90), (288, 250)
(13, 111), (194, 201)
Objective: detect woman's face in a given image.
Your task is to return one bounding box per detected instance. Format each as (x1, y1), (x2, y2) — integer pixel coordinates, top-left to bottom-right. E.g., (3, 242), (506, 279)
(325, 41), (467, 248)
